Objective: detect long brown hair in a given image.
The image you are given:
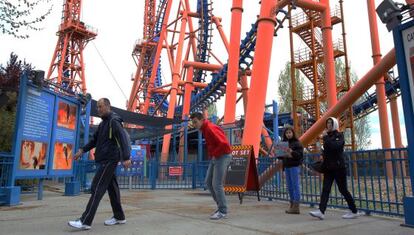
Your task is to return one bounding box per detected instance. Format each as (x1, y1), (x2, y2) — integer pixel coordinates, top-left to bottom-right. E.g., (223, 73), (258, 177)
(282, 126), (298, 142)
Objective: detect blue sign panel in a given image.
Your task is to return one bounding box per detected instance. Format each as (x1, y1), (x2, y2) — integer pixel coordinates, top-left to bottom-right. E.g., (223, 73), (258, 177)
(393, 20), (414, 192)
(12, 76), (81, 178)
(48, 97), (80, 176)
(394, 19), (414, 227)
(14, 85), (55, 177)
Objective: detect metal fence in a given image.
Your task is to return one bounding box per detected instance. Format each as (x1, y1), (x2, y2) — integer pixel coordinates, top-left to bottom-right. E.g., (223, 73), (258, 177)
(74, 160), (209, 191)
(3, 148), (411, 217)
(0, 152), (14, 204)
(257, 148), (412, 217)
(73, 160), (98, 192)
(0, 152), (13, 188)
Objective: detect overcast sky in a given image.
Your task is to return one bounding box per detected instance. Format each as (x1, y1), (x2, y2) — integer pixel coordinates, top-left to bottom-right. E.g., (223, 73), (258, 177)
(0, 0), (408, 149)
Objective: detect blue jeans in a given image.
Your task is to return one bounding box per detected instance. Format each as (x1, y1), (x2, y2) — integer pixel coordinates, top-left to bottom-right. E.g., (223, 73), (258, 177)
(205, 154), (232, 214)
(285, 166), (301, 203)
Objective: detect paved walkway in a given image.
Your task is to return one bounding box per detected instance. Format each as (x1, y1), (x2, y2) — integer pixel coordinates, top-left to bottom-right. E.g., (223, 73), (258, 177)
(0, 186), (412, 235)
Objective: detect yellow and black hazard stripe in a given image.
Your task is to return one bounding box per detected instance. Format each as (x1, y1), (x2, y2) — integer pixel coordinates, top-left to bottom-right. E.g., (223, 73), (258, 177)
(231, 145), (252, 151)
(224, 186), (246, 193)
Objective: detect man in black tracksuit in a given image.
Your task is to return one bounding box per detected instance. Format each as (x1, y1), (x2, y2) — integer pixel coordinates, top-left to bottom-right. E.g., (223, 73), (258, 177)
(68, 98), (131, 230)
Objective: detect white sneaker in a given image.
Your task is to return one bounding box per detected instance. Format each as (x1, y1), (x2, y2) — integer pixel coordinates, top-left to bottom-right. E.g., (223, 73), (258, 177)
(104, 217), (127, 226)
(210, 209), (219, 216)
(68, 219), (91, 230)
(209, 211), (227, 220)
(309, 210), (325, 220)
(342, 211), (359, 219)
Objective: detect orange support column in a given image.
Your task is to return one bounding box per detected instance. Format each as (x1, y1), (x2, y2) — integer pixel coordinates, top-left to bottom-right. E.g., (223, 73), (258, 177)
(182, 66), (194, 117)
(390, 96), (406, 176)
(367, 0), (392, 178)
(224, 0), (243, 124)
(212, 16), (230, 53)
(390, 97), (403, 148)
(177, 66), (194, 163)
(79, 49), (87, 93)
(161, 9), (189, 163)
(320, 0), (336, 108)
(242, 0), (277, 157)
(240, 74), (249, 111)
(143, 1), (174, 114)
(128, 46), (147, 111)
(240, 74), (273, 151)
(184, 0), (199, 59)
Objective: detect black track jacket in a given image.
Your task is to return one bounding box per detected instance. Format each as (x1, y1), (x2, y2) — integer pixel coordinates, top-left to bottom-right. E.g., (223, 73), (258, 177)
(82, 112), (130, 163)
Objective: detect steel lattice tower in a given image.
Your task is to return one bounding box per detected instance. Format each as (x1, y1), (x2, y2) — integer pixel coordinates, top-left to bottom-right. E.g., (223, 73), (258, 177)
(46, 0), (97, 94)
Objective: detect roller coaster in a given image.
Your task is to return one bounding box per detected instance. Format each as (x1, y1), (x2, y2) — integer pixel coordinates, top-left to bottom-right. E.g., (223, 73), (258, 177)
(124, 0), (403, 161)
(45, 0), (406, 169)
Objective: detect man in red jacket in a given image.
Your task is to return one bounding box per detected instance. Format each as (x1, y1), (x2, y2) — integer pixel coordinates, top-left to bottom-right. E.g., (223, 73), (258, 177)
(190, 112), (232, 220)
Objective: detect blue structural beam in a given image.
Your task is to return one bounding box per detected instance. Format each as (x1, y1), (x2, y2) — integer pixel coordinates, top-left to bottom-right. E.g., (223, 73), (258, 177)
(272, 101), (279, 143)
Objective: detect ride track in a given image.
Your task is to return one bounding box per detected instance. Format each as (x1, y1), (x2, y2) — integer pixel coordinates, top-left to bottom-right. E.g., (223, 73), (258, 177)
(139, 0), (401, 133)
(129, 0), (405, 186)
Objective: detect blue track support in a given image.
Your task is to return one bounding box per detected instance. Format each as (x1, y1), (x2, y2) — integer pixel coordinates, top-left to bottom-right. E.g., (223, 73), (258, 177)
(172, 126), (177, 162)
(151, 159), (157, 190)
(152, 0), (212, 115)
(155, 137), (160, 161)
(155, 137), (160, 178)
(393, 20), (414, 227)
(272, 100), (279, 143)
(272, 100), (281, 188)
(184, 118), (188, 164)
(198, 131), (203, 161)
(192, 162), (196, 189)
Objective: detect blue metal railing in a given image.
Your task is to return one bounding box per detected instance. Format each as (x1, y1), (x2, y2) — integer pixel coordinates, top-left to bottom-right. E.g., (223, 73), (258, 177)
(72, 148), (411, 217)
(0, 152), (13, 188)
(256, 148), (412, 217)
(72, 160), (98, 192)
(0, 152), (14, 204)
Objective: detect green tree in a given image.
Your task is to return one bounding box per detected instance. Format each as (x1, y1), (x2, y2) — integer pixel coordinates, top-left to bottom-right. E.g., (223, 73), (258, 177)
(277, 62), (305, 113)
(334, 59), (371, 149)
(0, 53), (33, 151)
(277, 59), (371, 149)
(348, 71), (371, 150)
(0, 91), (18, 152)
(0, 0), (53, 39)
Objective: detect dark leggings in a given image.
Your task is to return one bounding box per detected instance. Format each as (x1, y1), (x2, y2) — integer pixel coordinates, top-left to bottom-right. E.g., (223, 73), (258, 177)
(319, 168), (357, 214)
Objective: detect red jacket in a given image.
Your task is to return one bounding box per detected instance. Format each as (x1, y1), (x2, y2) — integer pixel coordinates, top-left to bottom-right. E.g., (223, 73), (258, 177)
(200, 120), (232, 159)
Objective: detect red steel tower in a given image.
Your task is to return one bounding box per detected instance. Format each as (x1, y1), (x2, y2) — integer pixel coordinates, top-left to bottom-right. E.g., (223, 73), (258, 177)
(127, 0), (157, 113)
(46, 0), (97, 94)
